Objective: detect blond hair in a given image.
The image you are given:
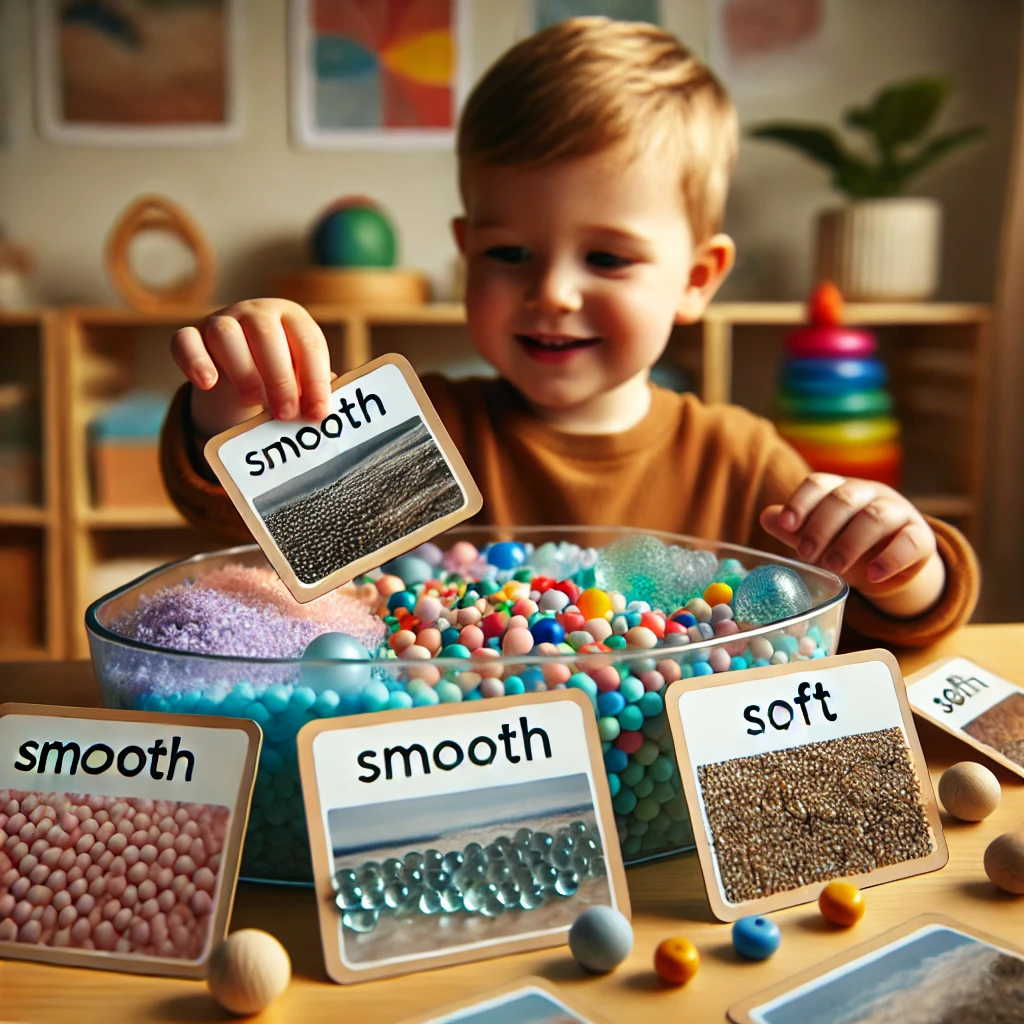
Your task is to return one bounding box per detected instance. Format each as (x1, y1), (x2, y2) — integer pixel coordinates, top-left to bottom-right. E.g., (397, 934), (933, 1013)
(457, 17), (737, 244)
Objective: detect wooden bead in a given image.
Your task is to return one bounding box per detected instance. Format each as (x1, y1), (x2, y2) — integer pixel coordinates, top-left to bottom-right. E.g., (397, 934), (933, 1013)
(984, 831), (1024, 894)
(818, 880), (865, 926)
(938, 762), (1001, 822)
(654, 936), (700, 985)
(207, 929), (291, 1015)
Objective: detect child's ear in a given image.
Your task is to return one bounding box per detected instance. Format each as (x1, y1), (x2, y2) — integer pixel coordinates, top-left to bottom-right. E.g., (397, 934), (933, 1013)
(676, 233), (735, 324)
(451, 216), (467, 256)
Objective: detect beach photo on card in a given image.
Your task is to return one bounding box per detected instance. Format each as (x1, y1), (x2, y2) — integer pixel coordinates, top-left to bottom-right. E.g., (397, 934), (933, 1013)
(329, 774), (611, 965)
(748, 924), (1024, 1024)
(698, 726), (935, 903)
(423, 984), (598, 1024)
(0, 788), (229, 960)
(252, 413), (464, 585)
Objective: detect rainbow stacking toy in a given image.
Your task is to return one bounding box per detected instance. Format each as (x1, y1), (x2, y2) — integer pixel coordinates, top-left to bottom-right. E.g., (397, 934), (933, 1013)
(776, 283), (903, 487)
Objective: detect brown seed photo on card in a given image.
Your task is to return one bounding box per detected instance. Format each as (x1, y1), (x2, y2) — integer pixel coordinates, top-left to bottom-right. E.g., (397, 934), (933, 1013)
(665, 649), (947, 921)
(205, 354), (482, 603)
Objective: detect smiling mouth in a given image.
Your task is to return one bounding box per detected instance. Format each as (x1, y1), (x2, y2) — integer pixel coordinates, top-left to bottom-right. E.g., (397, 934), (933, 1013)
(515, 333), (600, 352)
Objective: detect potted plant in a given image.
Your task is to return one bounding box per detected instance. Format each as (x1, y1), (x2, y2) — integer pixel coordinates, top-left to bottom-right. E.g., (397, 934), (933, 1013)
(749, 77), (984, 301)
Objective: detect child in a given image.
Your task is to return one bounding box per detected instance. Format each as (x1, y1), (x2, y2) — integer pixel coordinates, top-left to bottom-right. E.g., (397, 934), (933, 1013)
(161, 17), (977, 647)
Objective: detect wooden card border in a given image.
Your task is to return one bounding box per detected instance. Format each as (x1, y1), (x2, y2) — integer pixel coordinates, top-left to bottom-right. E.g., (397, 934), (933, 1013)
(728, 912), (1024, 1023)
(905, 655), (1024, 780)
(0, 703), (262, 979)
(296, 688), (631, 985)
(397, 974), (615, 1023)
(204, 352), (483, 603)
(664, 649), (948, 922)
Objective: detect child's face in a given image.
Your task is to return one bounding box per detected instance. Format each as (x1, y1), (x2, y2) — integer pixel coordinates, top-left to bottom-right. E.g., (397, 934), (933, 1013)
(454, 144), (727, 415)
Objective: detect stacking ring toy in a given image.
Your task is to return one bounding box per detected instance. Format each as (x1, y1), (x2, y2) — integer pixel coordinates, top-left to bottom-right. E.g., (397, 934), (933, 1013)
(776, 416), (900, 446)
(786, 439), (903, 487)
(783, 358), (887, 396)
(784, 326), (876, 359)
(777, 388), (893, 420)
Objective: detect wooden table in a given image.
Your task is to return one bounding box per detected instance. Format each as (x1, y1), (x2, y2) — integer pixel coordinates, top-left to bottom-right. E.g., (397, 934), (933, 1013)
(2, 624), (1024, 1023)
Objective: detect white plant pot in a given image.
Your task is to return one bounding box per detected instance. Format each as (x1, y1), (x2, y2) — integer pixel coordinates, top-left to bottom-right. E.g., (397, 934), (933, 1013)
(815, 198), (942, 301)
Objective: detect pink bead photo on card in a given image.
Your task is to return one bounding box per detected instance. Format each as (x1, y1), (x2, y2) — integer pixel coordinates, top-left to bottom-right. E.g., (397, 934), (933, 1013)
(0, 704), (260, 978)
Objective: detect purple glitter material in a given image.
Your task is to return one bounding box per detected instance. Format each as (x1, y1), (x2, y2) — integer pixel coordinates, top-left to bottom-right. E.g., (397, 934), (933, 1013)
(112, 580), (384, 659)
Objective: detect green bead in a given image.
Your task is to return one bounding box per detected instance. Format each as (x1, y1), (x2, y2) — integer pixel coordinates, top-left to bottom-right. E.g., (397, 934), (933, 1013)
(638, 691), (664, 718)
(617, 705), (644, 732)
(635, 796), (661, 822)
(478, 579), (499, 595)
(597, 716), (620, 742)
(612, 789), (637, 815)
(619, 676), (645, 703)
(633, 776), (655, 799)
(628, 818), (649, 836)
(567, 672), (597, 697)
(620, 761), (645, 787)
(623, 835), (642, 855)
(650, 755), (676, 782)
(635, 740), (659, 766)
(605, 635), (627, 651)
(435, 681), (463, 703)
(654, 781), (677, 803)
(514, 568), (533, 582)
(441, 644), (471, 658)
(556, 642), (575, 655)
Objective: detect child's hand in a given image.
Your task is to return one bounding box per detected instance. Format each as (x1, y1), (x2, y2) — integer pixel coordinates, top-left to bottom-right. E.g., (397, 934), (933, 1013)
(760, 473), (945, 616)
(171, 298), (333, 438)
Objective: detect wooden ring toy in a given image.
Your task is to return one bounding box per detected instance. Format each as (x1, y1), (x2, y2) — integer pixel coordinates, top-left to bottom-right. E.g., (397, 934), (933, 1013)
(776, 416), (901, 446)
(785, 326), (877, 359)
(783, 358), (887, 396)
(777, 388), (893, 420)
(105, 195), (216, 312)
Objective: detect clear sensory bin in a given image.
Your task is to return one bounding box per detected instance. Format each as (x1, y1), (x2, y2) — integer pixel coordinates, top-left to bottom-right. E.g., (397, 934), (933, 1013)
(85, 527), (848, 885)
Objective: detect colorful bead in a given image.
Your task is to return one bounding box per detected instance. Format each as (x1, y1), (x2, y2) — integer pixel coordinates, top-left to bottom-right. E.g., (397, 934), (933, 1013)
(818, 881), (865, 926)
(654, 937), (700, 984)
(732, 915), (780, 960)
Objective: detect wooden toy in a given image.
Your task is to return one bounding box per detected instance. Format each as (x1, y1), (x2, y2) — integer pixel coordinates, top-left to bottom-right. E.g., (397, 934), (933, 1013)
(938, 762), (1001, 821)
(983, 831), (1024, 894)
(818, 881), (865, 926)
(568, 906), (634, 973)
(654, 937), (700, 985)
(105, 195), (215, 312)
(207, 929), (291, 1015)
(731, 916), (781, 960)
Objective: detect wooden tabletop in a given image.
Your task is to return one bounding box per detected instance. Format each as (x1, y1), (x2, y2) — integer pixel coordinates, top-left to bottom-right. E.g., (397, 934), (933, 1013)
(2, 624), (1024, 1023)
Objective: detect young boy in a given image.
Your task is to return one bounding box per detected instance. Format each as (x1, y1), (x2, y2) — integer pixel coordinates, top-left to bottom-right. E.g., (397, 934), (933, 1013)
(161, 17), (978, 647)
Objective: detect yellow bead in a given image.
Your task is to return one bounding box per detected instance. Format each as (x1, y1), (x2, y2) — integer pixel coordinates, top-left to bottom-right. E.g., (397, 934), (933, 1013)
(577, 588), (613, 621)
(654, 936), (700, 985)
(818, 881), (865, 926)
(703, 582), (733, 607)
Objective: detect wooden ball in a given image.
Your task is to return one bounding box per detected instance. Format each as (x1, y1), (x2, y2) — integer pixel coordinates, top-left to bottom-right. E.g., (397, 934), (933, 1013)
(939, 761), (1001, 822)
(207, 929), (291, 1015)
(984, 831), (1024, 894)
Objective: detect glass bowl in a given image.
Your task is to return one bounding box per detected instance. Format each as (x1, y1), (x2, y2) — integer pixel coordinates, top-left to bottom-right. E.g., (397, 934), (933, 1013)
(85, 526), (848, 884)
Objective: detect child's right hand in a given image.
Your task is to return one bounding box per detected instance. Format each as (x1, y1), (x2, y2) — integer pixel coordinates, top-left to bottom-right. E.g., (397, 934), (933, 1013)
(171, 298), (333, 438)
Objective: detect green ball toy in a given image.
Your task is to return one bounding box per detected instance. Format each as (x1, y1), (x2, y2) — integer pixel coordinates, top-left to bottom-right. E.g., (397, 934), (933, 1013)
(312, 198), (397, 268)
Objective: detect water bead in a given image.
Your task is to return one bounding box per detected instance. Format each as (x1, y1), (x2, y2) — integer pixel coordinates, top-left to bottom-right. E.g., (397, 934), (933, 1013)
(300, 632), (370, 693)
(733, 565), (812, 626)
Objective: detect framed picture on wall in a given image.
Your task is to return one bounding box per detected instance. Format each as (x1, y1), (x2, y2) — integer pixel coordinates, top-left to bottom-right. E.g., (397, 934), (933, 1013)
(531, 0), (662, 31)
(288, 0), (470, 150)
(34, 0), (244, 146)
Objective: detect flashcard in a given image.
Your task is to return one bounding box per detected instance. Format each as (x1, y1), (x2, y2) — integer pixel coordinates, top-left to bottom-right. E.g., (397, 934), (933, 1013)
(664, 650), (947, 922)
(729, 913), (1024, 1024)
(0, 704), (260, 978)
(297, 689), (629, 984)
(906, 656), (1024, 779)
(205, 353), (483, 603)
(400, 976), (613, 1024)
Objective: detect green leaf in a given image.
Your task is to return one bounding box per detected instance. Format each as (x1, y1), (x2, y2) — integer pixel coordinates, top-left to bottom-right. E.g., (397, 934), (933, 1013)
(897, 126), (986, 186)
(844, 76), (951, 154)
(748, 124), (856, 173)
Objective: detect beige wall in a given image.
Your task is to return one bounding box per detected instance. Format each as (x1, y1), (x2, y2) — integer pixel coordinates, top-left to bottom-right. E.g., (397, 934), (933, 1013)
(0, 0), (1018, 307)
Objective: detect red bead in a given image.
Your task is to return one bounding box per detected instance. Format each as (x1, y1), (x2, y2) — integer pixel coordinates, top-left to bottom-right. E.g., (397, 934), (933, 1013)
(640, 611), (665, 638)
(553, 580), (582, 603)
(531, 576), (556, 593)
(480, 612), (508, 640)
(665, 621), (685, 634)
(557, 611), (586, 634)
(615, 731), (644, 754)
(579, 643), (612, 656)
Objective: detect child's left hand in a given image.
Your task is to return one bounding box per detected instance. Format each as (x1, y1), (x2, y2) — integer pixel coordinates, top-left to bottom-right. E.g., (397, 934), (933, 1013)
(760, 473), (944, 612)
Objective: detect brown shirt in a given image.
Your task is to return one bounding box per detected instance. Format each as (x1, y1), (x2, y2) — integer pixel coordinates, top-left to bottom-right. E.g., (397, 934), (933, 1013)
(160, 376), (979, 649)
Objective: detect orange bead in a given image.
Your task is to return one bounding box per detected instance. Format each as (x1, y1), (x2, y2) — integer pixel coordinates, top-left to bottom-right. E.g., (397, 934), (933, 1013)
(702, 582), (733, 607)
(654, 937), (700, 985)
(577, 588), (612, 621)
(818, 881), (865, 926)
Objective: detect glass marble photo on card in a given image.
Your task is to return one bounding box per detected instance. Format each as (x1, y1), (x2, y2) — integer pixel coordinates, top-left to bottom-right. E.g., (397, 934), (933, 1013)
(205, 354), (482, 603)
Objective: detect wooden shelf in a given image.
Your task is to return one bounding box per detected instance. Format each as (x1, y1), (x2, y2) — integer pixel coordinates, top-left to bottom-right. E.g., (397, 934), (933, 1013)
(81, 506), (186, 529)
(0, 504), (49, 526)
(704, 302), (991, 325)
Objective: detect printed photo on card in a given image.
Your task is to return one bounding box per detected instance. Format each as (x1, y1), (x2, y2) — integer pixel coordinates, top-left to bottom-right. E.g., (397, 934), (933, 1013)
(297, 690), (629, 984)
(729, 914), (1024, 1024)
(906, 656), (1024, 779)
(402, 976), (612, 1024)
(0, 704), (260, 978)
(664, 650), (947, 921)
(205, 354), (483, 603)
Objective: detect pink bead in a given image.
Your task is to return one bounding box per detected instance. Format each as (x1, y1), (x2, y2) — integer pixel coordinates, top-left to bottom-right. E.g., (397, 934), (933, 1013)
(57, 906), (77, 929)
(640, 670), (666, 692)
(542, 663), (571, 687)
(139, 845), (158, 864)
(193, 867), (216, 894)
(708, 648), (732, 672)
(173, 834), (193, 855)
(416, 627), (442, 655)
(139, 898), (160, 920)
(157, 847), (177, 869)
(105, 875), (127, 899)
(121, 885), (138, 908)
(713, 618), (739, 637)
(190, 889), (213, 917)
(138, 880), (157, 901)
(512, 598), (538, 618)
(799, 635), (818, 656)
(457, 606), (482, 626)
(67, 878), (88, 899)
(11, 899), (33, 925)
(40, 847), (62, 867)
(414, 596), (442, 624)
(585, 618), (613, 642)
(399, 644), (431, 660)
(458, 625), (485, 651)
(591, 666), (621, 693)
(18, 919), (42, 943)
(478, 678), (505, 699)
(157, 889), (176, 913)
(501, 627), (535, 657)
(11, 877), (30, 900)
(45, 869), (67, 891)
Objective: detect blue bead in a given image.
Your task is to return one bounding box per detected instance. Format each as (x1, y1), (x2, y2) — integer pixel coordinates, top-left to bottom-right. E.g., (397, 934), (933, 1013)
(752, 658), (770, 668)
(693, 662), (714, 676)
(730, 656), (748, 671)
(387, 591), (416, 613)
(732, 915), (781, 960)
(361, 681), (391, 713)
(412, 688), (440, 707)
(625, 612), (642, 628)
(637, 691), (663, 717)
(672, 611), (698, 627)
(465, 689), (483, 700)
(261, 684), (291, 715)
(242, 701), (271, 725)
(440, 628), (461, 647)
(195, 696), (220, 716)
(607, 772), (621, 797)
(486, 636), (502, 650)
(597, 691), (626, 717)
(567, 672), (597, 697)
(530, 618), (565, 645)
(811, 648), (826, 658)
(619, 676), (645, 703)
(441, 643), (471, 659)
(314, 689), (341, 717)
(381, 554), (434, 585)
(733, 565), (812, 627)
(617, 705), (644, 732)
(504, 676), (525, 695)
(301, 632), (370, 693)
(604, 747), (629, 773)
(486, 541), (526, 570)
(289, 686), (317, 711)
(388, 691), (414, 710)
